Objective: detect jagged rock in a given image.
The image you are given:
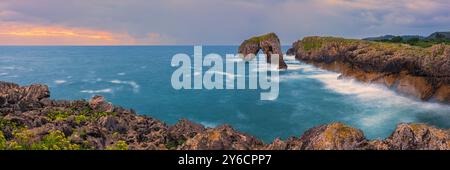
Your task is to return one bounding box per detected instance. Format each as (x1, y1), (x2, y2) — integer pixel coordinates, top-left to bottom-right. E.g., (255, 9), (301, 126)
(366, 140), (389, 150)
(296, 122), (367, 150)
(0, 81), (49, 111)
(99, 116), (127, 133)
(168, 119), (205, 146)
(238, 33), (288, 69)
(263, 138), (287, 150)
(385, 123), (450, 150)
(2, 81), (450, 150)
(179, 125), (263, 150)
(89, 95), (113, 112)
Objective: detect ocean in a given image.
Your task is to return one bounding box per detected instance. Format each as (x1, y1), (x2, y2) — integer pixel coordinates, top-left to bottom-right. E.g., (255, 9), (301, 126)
(1, 46), (449, 142)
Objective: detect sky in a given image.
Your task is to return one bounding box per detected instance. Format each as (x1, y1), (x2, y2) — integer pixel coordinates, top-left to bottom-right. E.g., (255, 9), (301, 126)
(0, 0), (449, 45)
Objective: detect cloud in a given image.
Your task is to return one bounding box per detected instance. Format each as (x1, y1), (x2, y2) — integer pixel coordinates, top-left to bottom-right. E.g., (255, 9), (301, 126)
(0, 0), (449, 45)
(0, 21), (135, 45)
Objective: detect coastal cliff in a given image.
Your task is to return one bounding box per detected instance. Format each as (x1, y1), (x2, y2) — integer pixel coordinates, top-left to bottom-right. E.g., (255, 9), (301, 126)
(1, 81), (450, 150)
(238, 33), (288, 69)
(288, 36), (450, 103)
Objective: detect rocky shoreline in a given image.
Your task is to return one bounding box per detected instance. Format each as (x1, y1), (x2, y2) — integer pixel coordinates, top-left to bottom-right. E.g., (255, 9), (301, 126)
(287, 36), (450, 103)
(1, 81), (449, 150)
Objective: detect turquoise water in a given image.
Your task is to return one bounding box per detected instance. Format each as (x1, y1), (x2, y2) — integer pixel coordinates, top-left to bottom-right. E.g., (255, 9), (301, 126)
(1, 46), (449, 142)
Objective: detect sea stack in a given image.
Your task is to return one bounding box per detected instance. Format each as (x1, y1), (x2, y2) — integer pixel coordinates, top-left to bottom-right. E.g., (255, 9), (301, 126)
(238, 33), (288, 69)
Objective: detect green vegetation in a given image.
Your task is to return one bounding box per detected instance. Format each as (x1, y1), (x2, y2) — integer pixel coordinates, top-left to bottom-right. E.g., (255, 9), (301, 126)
(74, 114), (89, 124)
(0, 117), (23, 129)
(298, 36), (359, 52)
(106, 140), (128, 150)
(47, 108), (117, 123)
(373, 36), (450, 48)
(165, 138), (186, 149)
(296, 36), (444, 57)
(31, 130), (80, 150)
(1, 129), (80, 150)
(0, 131), (6, 150)
(245, 32), (278, 44)
(10, 128), (35, 150)
(0, 108), (120, 150)
(47, 111), (71, 121)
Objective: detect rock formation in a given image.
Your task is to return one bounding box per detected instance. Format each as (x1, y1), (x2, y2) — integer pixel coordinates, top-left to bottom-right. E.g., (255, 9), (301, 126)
(1, 81), (449, 150)
(238, 33), (288, 69)
(288, 36), (450, 103)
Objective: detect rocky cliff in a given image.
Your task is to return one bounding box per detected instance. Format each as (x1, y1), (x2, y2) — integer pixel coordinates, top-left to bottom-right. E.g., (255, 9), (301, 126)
(238, 33), (288, 69)
(1, 81), (449, 150)
(287, 36), (450, 103)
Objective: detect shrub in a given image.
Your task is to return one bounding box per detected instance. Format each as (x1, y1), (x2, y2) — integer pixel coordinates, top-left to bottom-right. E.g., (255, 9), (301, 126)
(10, 128), (35, 150)
(0, 118), (22, 129)
(74, 114), (89, 124)
(0, 131), (6, 150)
(47, 111), (71, 121)
(31, 130), (80, 150)
(106, 140), (128, 150)
(391, 36), (403, 43)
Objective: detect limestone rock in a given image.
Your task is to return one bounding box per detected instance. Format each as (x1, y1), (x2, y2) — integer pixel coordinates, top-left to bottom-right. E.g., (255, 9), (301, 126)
(238, 33), (288, 69)
(179, 125), (263, 150)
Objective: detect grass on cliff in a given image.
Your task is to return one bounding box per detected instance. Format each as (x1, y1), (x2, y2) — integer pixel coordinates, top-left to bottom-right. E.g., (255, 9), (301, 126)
(372, 36), (450, 48)
(47, 108), (117, 123)
(106, 140), (128, 150)
(245, 32), (278, 44)
(297, 36), (359, 52)
(297, 36), (443, 56)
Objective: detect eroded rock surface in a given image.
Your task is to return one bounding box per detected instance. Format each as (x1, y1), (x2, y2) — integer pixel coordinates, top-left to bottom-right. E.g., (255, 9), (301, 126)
(288, 36), (450, 103)
(1, 81), (449, 150)
(238, 33), (288, 69)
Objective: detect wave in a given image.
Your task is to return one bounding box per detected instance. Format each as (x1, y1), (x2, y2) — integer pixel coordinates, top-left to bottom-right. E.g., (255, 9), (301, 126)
(54, 80), (67, 85)
(0, 66), (32, 71)
(109, 80), (140, 92)
(80, 88), (113, 94)
(0, 72), (8, 76)
(199, 121), (218, 128)
(301, 65), (450, 128)
(283, 55), (296, 61)
(117, 72), (126, 76)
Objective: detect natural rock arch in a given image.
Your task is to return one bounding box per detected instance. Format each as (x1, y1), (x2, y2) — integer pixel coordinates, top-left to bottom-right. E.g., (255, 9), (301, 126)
(238, 33), (288, 69)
